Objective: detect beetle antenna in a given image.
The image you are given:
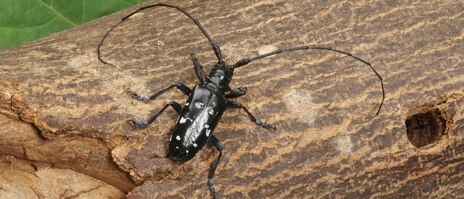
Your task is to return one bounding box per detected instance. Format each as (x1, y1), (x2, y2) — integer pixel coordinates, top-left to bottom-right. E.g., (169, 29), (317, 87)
(97, 3), (223, 66)
(232, 45), (385, 116)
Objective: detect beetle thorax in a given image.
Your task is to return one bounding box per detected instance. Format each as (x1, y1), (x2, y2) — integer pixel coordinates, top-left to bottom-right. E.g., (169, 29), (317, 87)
(207, 64), (234, 91)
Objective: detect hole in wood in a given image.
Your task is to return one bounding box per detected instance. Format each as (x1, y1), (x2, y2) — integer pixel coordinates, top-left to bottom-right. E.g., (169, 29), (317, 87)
(405, 108), (447, 148)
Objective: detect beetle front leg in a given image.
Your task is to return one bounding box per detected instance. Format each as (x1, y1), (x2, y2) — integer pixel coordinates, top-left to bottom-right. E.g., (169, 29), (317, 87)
(129, 101), (182, 127)
(208, 135), (223, 199)
(128, 83), (191, 102)
(191, 54), (207, 84)
(227, 101), (276, 130)
(225, 87), (247, 98)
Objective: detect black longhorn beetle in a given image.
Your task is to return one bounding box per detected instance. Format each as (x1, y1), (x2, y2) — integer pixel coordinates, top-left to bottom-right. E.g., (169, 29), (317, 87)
(97, 3), (385, 199)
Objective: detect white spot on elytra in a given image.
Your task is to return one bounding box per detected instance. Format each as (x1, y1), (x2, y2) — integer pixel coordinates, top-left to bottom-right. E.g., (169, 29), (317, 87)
(335, 135), (353, 153)
(184, 126), (202, 146)
(206, 129), (211, 136)
(193, 143), (198, 147)
(207, 107), (215, 115)
(220, 75), (224, 80)
(185, 102), (189, 106)
(194, 101), (205, 109)
(186, 150), (189, 153)
(176, 146), (179, 149)
(257, 45), (279, 57)
(204, 124), (210, 129)
(283, 89), (318, 125)
(179, 117), (187, 124)
(176, 135), (181, 141)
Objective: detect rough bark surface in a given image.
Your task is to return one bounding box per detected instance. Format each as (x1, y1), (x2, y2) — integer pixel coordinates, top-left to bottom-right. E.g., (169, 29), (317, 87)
(0, 0), (463, 198)
(0, 155), (125, 199)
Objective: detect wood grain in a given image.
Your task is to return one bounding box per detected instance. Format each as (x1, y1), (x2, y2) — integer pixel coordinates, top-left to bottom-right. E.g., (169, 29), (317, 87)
(0, 0), (463, 198)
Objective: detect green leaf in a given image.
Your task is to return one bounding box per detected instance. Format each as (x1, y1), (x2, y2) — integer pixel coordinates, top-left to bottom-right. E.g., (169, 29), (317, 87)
(0, 0), (144, 49)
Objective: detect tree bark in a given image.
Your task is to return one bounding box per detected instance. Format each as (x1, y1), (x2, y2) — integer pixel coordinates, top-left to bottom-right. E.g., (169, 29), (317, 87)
(0, 0), (463, 198)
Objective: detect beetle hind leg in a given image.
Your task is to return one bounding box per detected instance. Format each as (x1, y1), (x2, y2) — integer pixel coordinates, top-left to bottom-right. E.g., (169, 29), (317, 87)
(208, 135), (223, 199)
(129, 101), (182, 127)
(128, 83), (191, 102)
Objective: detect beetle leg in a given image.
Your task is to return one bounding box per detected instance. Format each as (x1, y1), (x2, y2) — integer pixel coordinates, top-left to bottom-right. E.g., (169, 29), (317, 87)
(227, 101), (276, 130)
(128, 83), (191, 102)
(208, 135), (223, 199)
(225, 87), (247, 98)
(191, 54), (208, 84)
(129, 101), (182, 127)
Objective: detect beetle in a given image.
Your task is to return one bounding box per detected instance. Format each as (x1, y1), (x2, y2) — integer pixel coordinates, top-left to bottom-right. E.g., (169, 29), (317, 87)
(97, 3), (385, 199)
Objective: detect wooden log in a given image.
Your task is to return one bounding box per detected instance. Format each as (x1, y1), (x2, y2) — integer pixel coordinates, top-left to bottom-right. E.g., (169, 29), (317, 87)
(0, 154), (125, 198)
(0, 0), (463, 198)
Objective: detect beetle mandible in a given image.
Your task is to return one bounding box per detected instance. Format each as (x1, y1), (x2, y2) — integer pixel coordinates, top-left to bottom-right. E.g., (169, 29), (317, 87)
(97, 3), (385, 199)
